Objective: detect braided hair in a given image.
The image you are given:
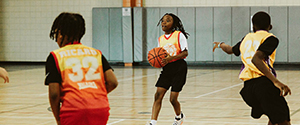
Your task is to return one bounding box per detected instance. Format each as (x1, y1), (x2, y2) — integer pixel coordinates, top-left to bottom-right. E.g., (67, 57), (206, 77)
(157, 13), (189, 39)
(49, 12), (86, 46)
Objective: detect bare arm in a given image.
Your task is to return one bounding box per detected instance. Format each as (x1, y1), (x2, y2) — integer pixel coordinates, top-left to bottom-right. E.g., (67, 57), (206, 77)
(213, 42), (233, 54)
(162, 50), (188, 65)
(104, 69), (118, 94)
(252, 50), (291, 96)
(48, 83), (61, 125)
(0, 67), (9, 83)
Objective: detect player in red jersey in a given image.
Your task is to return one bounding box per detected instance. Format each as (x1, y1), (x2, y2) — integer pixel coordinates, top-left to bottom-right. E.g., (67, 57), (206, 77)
(45, 12), (118, 125)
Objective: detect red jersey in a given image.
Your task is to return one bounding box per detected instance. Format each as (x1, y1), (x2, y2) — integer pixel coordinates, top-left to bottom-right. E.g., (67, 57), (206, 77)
(51, 43), (109, 111)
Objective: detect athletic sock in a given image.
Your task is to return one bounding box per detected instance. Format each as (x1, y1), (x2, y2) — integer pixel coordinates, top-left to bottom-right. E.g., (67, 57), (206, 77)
(175, 114), (181, 120)
(150, 120), (157, 125)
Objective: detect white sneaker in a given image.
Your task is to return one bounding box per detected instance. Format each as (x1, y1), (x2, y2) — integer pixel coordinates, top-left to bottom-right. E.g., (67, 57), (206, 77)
(147, 120), (157, 125)
(173, 112), (185, 125)
(147, 122), (155, 125)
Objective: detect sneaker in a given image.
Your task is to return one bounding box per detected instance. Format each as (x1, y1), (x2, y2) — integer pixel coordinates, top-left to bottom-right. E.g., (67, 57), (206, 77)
(173, 112), (185, 125)
(147, 122), (154, 125)
(147, 120), (156, 125)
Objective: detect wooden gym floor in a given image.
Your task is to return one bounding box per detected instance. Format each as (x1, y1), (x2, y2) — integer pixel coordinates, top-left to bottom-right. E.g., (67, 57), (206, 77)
(0, 64), (299, 125)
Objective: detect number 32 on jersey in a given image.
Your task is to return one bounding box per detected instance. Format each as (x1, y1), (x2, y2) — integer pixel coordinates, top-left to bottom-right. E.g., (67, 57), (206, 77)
(65, 56), (101, 90)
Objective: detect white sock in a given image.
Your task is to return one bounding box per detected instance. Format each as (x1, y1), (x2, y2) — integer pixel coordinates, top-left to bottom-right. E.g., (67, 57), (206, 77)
(150, 120), (157, 125)
(175, 112), (183, 119)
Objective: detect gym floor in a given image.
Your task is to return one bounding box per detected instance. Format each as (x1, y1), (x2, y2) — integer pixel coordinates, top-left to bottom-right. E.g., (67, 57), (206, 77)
(0, 63), (299, 125)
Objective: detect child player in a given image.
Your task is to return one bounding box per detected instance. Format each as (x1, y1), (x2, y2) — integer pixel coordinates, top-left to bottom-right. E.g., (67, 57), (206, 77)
(44, 12), (118, 125)
(149, 13), (189, 125)
(213, 11), (291, 125)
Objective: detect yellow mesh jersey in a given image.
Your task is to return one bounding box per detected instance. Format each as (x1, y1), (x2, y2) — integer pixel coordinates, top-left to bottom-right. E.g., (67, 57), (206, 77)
(158, 31), (183, 62)
(239, 30), (276, 81)
(51, 43), (109, 110)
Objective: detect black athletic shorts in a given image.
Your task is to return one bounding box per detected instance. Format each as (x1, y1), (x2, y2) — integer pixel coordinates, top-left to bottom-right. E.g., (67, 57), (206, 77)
(240, 76), (290, 124)
(155, 59), (187, 92)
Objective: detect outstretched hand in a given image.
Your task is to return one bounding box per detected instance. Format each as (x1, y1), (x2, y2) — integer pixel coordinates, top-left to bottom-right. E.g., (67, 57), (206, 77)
(274, 81), (291, 97)
(213, 42), (220, 52)
(0, 67), (9, 83)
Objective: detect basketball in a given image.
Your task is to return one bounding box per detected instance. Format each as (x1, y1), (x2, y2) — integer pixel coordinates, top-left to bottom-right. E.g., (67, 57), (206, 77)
(148, 47), (168, 68)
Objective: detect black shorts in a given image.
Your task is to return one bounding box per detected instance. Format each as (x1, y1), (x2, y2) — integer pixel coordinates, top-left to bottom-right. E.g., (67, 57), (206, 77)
(240, 76), (290, 124)
(155, 59), (187, 92)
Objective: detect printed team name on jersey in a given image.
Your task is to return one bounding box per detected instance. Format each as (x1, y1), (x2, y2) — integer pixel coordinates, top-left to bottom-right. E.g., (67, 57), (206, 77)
(59, 48), (98, 58)
(77, 81), (98, 90)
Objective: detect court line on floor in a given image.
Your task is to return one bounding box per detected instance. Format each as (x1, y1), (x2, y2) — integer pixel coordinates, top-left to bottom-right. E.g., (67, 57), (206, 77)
(107, 119), (125, 125)
(194, 83), (243, 98)
(291, 107), (300, 116)
(0, 103), (48, 114)
(0, 116), (53, 119)
(117, 73), (158, 82)
(40, 120), (55, 125)
(106, 118), (300, 125)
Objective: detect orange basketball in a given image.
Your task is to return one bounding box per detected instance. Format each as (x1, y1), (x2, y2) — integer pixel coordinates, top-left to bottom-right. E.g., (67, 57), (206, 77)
(148, 47), (168, 68)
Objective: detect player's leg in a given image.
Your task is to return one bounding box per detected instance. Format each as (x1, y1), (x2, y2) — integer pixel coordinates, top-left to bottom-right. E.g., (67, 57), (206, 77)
(278, 120), (291, 125)
(170, 91), (181, 115)
(150, 65), (172, 125)
(151, 87), (168, 121)
(268, 120), (291, 125)
(169, 59), (187, 114)
(169, 60), (187, 125)
(170, 91), (185, 125)
(255, 77), (290, 125)
(268, 120), (272, 125)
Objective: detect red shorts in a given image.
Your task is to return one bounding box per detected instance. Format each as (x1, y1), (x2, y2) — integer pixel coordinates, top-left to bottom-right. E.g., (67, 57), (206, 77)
(60, 107), (110, 125)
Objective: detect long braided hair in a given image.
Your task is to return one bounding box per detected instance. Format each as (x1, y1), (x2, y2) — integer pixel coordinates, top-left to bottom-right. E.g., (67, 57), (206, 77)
(49, 12), (86, 46)
(157, 13), (189, 39)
